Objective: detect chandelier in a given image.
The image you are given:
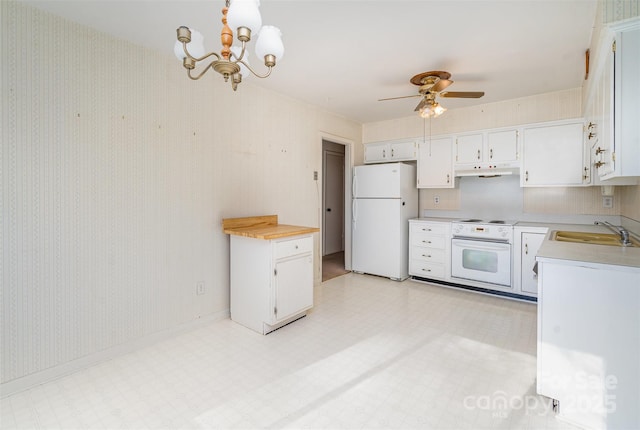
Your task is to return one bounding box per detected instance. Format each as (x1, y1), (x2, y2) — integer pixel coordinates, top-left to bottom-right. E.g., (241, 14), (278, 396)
(174, 0), (284, 91)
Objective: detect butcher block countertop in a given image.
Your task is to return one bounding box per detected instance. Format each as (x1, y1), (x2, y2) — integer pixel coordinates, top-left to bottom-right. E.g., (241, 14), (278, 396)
(222, 215), (319, 240)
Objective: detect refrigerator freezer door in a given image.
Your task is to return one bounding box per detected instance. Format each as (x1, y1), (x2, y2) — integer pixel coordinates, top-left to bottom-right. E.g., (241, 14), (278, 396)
(352, 198), (407, 280)
(353, 163), (403, 198)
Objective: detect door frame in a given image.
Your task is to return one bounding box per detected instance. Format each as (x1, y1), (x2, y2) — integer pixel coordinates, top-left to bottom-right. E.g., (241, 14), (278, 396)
(322, 148), (345, 256)
(319, 132), (353, 271)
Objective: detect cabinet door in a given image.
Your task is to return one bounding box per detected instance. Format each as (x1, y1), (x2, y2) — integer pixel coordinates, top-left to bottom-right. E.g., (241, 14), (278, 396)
(274, 255), (313, 322)
(487, 129), (518, 163)
(522, 122), (584, 186)
(417, 137), (454, 188)
(364, 142), (388, 164)
(389, 140), (417, 160)
(521, 233), (545, 294)
(455, 134), (483, 164)
(598, 39), (615, 177)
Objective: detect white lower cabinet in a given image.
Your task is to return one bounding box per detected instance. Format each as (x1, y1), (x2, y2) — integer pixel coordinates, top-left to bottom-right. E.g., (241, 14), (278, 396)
(230, 234), (314, 334)
(537, 258), (640, 429)
(513, 226), (548, 297)
(409, 220), (450, 281)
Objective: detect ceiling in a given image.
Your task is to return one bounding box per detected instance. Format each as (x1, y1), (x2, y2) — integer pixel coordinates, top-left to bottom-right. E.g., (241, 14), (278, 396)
(19, 0), (598, 124)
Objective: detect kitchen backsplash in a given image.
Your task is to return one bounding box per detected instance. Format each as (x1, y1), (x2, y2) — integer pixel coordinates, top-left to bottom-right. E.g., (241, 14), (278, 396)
(420, 176), (635, 224)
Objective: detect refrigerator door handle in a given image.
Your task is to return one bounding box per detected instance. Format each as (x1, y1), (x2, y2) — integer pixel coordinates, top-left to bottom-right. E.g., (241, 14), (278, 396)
(352, 199), (357, 224)
(352, 173), (358, 197)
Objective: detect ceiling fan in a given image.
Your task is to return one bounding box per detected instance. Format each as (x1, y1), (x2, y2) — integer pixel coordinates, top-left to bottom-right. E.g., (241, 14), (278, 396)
(379, 71), (485, 118)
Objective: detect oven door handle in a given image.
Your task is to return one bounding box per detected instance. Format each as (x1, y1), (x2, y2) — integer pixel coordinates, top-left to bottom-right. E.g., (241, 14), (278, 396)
(452, 241), (510, 251)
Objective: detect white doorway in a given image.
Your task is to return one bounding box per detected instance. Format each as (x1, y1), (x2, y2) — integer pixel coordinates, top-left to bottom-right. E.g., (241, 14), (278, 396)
(321, 138), (350, 281)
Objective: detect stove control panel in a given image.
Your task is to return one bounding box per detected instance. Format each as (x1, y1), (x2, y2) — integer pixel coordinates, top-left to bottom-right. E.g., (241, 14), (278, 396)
(451, 223), (514, 242)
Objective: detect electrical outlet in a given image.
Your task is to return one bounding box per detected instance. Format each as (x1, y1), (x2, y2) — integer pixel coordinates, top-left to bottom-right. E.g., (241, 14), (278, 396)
(313, 171), (318, 181)
(603, 196), (613, 208)
(196, 282), (205, 295)
(434, 196), (440, 205)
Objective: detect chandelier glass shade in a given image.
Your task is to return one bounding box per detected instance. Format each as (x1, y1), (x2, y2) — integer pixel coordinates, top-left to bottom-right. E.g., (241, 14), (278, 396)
(174, 0), (284, 90)
(419, 101), (447, 118)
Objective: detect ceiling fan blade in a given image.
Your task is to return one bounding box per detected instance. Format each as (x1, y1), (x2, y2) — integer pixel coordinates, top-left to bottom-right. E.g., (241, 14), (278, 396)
(378, 94), (421, 102)
(431, 79), (453, 93)
(414, 98), (428, 112)
(440, 91), (485, 98)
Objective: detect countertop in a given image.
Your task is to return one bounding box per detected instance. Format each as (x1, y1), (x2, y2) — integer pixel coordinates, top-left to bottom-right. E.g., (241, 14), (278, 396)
(412, 217), (640, 269)
(222, 215), (319, 240)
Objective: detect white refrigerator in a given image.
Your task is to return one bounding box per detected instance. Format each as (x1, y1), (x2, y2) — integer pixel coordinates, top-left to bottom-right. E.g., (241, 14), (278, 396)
(352, 163), (418, 280)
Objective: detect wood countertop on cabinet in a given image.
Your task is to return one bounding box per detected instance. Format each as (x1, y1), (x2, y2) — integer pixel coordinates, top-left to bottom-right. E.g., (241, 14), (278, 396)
(222, 215), (319, 240)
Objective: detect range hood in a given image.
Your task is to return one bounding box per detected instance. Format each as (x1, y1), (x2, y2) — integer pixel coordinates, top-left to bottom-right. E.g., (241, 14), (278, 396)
(454, 163), (520, 177)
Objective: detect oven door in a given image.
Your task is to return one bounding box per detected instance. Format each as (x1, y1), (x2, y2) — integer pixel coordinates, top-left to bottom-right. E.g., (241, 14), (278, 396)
(451, 238), (512, 287)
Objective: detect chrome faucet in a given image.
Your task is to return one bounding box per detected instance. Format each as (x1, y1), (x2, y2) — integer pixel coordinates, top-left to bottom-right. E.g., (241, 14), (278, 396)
(594, 221), (632, 246)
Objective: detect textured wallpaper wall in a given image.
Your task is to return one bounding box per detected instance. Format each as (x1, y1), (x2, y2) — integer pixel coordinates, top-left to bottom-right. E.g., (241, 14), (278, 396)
(0, 1), (361, 387)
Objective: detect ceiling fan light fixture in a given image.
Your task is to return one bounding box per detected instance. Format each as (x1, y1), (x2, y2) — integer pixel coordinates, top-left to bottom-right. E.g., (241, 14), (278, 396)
(419, 102), (446, 118)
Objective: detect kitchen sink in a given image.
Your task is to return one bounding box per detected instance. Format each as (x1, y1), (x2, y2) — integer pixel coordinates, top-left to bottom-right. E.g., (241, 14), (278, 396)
(550, 230), (639, 247)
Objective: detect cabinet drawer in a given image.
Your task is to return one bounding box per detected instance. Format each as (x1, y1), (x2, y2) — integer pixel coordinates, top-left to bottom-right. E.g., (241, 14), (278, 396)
(411, 247), (445, 264)
(411, 233), (447, 249)
(274, 236), (313, 259)
(411, 223), (448, 236)
(410, 261), (445, 279)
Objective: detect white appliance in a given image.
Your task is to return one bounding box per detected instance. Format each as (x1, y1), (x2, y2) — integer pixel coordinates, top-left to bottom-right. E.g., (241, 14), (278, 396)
(352, 163), (418, 280)
(450, 219), (514, 288)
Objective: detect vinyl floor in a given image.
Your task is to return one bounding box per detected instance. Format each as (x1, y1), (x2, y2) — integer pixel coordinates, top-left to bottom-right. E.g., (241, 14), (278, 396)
(0, 274), (579, 429)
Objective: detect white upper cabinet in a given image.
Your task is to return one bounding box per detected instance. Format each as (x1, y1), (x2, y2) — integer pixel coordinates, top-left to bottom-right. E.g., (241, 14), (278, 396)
(487, 129), (519, 163)
(455, 129), (519, 166)
(417, 136), (456, 188)
(364, 139), (417, 164)
(584, 19), (640, 181)
(521, 120), (586, 187)
(455, 133), (484, 164)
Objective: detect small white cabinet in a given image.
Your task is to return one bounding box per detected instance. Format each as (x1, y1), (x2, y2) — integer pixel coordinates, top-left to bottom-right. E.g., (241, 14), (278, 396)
(521, 120), (586, 186)
(513, 226), (547, 297)
(409, 220), (451, 280)
(364, 139), (417, 164)
(229, 233), (314, 334)
(455, 129), (519, 165)
(417, 137), (456, 188)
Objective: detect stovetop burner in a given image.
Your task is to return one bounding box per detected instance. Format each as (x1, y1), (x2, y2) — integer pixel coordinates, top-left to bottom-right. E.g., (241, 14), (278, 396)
(459, 219), (507, 224)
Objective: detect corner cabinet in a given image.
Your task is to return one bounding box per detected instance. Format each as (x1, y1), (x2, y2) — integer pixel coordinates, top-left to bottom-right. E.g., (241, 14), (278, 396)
(417, 136), (456, 188)
(521, 120), (587, 187)
(229, 233), (315, 335)
(584, 19), (640, 182)
(364, 139), (417, 164)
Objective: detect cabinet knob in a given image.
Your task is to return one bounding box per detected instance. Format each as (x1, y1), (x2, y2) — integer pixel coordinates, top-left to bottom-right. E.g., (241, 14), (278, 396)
(477, 149), (481, 160)
(594, 161), (605, 168)
(588, 132), (596, 140)
(525, 243), (528, 255)
(587, 122), (596, 130)
(446, 174), (450, 184)
(525, 171), (529, 182)
(595, 146), (606, 155)
(489, 148), (493, 159)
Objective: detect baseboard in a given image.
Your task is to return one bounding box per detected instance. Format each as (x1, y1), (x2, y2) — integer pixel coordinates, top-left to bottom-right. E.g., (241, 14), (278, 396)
(0, 309), (230, 398)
